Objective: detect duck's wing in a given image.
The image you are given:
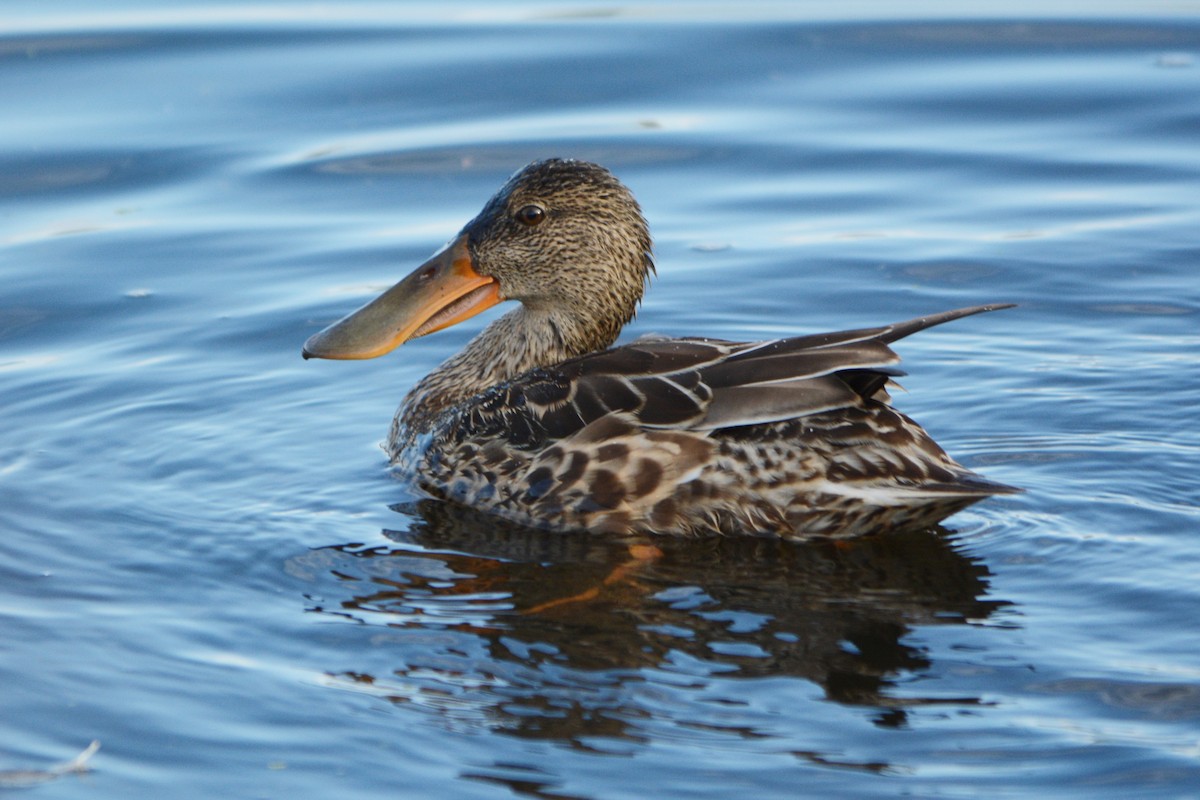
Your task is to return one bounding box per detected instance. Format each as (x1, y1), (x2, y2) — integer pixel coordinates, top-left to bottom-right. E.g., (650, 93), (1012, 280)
(508, 304), (1012, 440)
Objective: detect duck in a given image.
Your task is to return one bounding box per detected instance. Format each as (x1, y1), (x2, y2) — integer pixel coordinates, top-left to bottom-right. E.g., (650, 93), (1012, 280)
(303, 158), (1017, 538)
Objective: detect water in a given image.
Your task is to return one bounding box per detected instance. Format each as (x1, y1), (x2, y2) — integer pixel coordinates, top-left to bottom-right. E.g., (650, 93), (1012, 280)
(3, 3), (1199, 797)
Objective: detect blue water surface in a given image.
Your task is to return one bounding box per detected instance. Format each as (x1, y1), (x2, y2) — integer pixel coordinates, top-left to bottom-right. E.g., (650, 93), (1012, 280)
(2, 2), (1199, 798)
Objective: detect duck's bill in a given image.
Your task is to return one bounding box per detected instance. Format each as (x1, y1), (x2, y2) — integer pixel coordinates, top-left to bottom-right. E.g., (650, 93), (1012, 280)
(302, 234), (502, 360)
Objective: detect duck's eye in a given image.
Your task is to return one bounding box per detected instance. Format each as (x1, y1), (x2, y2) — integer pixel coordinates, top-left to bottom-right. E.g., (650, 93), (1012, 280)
(515, 204), (546, 226)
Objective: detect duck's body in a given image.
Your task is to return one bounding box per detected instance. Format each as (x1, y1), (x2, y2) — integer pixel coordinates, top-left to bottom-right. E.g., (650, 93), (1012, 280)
(305, 159), (1016, 538)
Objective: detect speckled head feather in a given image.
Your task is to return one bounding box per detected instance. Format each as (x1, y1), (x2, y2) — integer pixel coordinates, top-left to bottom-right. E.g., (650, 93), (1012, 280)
(464, 158), (654, 343)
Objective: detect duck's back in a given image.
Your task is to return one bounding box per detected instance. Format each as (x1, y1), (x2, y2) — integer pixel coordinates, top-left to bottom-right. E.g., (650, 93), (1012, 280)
(390, 305), (1018, 538)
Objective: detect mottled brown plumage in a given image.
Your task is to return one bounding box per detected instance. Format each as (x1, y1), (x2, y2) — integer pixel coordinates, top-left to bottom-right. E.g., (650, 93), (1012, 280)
(305, 159), (1018, 538)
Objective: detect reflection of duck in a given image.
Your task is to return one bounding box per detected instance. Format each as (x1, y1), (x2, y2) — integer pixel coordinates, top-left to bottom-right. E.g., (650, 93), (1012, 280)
(304, 159), (1017, 537)
(300, 500), (1006, 734)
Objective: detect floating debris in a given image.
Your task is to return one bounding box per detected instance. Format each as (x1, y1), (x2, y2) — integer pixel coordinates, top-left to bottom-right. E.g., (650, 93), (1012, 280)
(0, 740), (99, 789)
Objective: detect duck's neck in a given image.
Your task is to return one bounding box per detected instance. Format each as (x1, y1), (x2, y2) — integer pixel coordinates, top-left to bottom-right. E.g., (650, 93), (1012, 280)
(395, 304), (621, 436)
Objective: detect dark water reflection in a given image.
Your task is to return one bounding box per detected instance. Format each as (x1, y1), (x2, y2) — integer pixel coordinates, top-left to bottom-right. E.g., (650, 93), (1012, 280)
(295, 501), (1008, 746)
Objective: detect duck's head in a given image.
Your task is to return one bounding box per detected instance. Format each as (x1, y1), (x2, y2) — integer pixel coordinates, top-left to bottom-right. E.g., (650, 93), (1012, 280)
(303, 159), (653, 361)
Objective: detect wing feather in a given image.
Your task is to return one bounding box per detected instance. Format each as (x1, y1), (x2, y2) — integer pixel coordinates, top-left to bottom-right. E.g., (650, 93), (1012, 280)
(487, 305), (1010, 444)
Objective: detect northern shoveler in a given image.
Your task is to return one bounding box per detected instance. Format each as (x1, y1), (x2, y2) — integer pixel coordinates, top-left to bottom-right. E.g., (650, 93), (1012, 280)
(304, 159), (1017, 538)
